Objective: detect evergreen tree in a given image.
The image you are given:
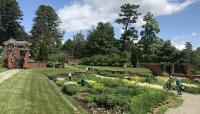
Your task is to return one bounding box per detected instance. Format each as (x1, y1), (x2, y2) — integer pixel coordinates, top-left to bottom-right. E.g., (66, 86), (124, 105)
(73, 32), (86, 58)
(62, 39), (75, 54)
(179, 42), (193, 64)
(185, 42), (193, 50)
(86, 22), (115, 56)
(31, 5), (63, 60)
(0, 0), (27, 44)
(157, 40), (178, 62)
(116, 3), (140, 52)
(139, 12), (160, 62)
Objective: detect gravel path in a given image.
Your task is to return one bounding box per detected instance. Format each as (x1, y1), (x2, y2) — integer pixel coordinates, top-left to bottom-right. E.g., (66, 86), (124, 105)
(165, 92), (200, 114)
(0, 69), (22, 83)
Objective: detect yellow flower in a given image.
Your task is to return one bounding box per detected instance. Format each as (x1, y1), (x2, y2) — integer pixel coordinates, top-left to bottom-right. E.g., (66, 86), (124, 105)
(123, 79), (136, 86)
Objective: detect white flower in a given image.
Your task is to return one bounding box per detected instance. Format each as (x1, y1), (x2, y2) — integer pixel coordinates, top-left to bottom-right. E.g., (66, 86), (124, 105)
(137, 83), (163, 90)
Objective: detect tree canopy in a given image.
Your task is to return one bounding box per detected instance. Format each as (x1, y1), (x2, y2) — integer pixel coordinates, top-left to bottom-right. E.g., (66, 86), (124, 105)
(116, 3), (140, 52)
(31, 5), (63, 60)
(139, 12), (160, 62)
(0, 0), (28, 44)
(86, 22), (116, 56)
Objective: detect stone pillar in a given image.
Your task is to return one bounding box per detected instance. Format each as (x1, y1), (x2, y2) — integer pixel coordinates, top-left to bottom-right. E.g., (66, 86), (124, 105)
(23, 50), (30, 69)
(7, 50), (14, 69)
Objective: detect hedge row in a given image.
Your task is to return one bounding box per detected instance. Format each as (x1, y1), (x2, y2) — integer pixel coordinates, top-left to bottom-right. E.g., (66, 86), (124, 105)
(80, 53), (132, 67)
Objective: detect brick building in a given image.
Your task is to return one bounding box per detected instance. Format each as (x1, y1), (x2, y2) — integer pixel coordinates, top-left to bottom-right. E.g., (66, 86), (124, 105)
(2, 39), (46, 69)
(2, 39), (31, 68)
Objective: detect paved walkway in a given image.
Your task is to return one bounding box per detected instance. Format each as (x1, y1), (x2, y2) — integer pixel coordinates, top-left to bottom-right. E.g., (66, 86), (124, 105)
(0, 69), (22, 83)
(165, 92), (200, 114)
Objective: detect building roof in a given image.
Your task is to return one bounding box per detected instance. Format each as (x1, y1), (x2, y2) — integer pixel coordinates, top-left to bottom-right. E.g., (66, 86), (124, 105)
(3, 39), (31, 46)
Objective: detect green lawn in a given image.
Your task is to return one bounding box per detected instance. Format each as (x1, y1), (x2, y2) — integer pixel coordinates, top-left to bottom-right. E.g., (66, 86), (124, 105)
(0, 68), (84, 114)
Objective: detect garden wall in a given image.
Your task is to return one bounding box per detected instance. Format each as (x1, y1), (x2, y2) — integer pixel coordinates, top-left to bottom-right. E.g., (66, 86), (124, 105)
(172, 73), (200, 80)
(140, 63), (162, 76)
(24, 62), (46, 69)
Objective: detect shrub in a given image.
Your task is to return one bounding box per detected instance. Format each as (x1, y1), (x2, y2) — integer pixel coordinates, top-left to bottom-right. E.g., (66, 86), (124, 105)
(102, 79), (122, 87)
(55, 80), (66, 87)
(123, 79), (136, 87)
(63, 84), (85, 95)
(1, 56), (8, 66)
(80, 53), (124, 67)
(47, 61), (54, 67)
(132, 76), (145, 82)
(145, 73), (157, 84)
(48, 53), (65, 62)
(87, 94), (131, 113)
(86, 80), (104, 90)
(185, 86), (200, 94)
(83, 95), (94, 103)
(92, 94), (131, 111)
(47, 74), (57, 81)
(131, 90), (171, 114)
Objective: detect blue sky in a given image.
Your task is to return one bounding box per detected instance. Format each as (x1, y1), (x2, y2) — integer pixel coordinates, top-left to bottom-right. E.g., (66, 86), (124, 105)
(17, 0), (200, 50)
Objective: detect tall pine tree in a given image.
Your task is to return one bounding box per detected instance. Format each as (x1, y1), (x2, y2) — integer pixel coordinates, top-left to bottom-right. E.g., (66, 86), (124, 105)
(73, 32), (86, 59)
(0, 0), (27, 44)
(139, 12), (160, 62)
(116, 3), (140, 52)
(31, 5), (63, 60)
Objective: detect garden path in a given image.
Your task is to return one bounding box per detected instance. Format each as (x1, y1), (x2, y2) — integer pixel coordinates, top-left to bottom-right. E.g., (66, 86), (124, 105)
(165, 92), (200, 114)
(0, 69), (22, 83)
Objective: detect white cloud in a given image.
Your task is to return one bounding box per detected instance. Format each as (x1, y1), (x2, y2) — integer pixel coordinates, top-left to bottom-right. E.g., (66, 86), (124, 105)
(171, 41), (186, 50)
(171, 32), (198, 50)
(173, 32), (198, 41)
(57, 0), (196, 32)
(192, 32), (197, 37)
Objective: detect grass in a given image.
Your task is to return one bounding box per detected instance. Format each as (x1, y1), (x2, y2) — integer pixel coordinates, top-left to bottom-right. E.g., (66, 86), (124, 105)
(0, 68), (86, 114)
(0, 67), (7, 73)
(157, 98), (184, 114)
(63, 94), (88, 114)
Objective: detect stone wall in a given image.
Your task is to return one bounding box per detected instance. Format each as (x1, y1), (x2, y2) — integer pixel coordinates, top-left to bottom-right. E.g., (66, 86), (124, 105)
(140, 63), (162, 76)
